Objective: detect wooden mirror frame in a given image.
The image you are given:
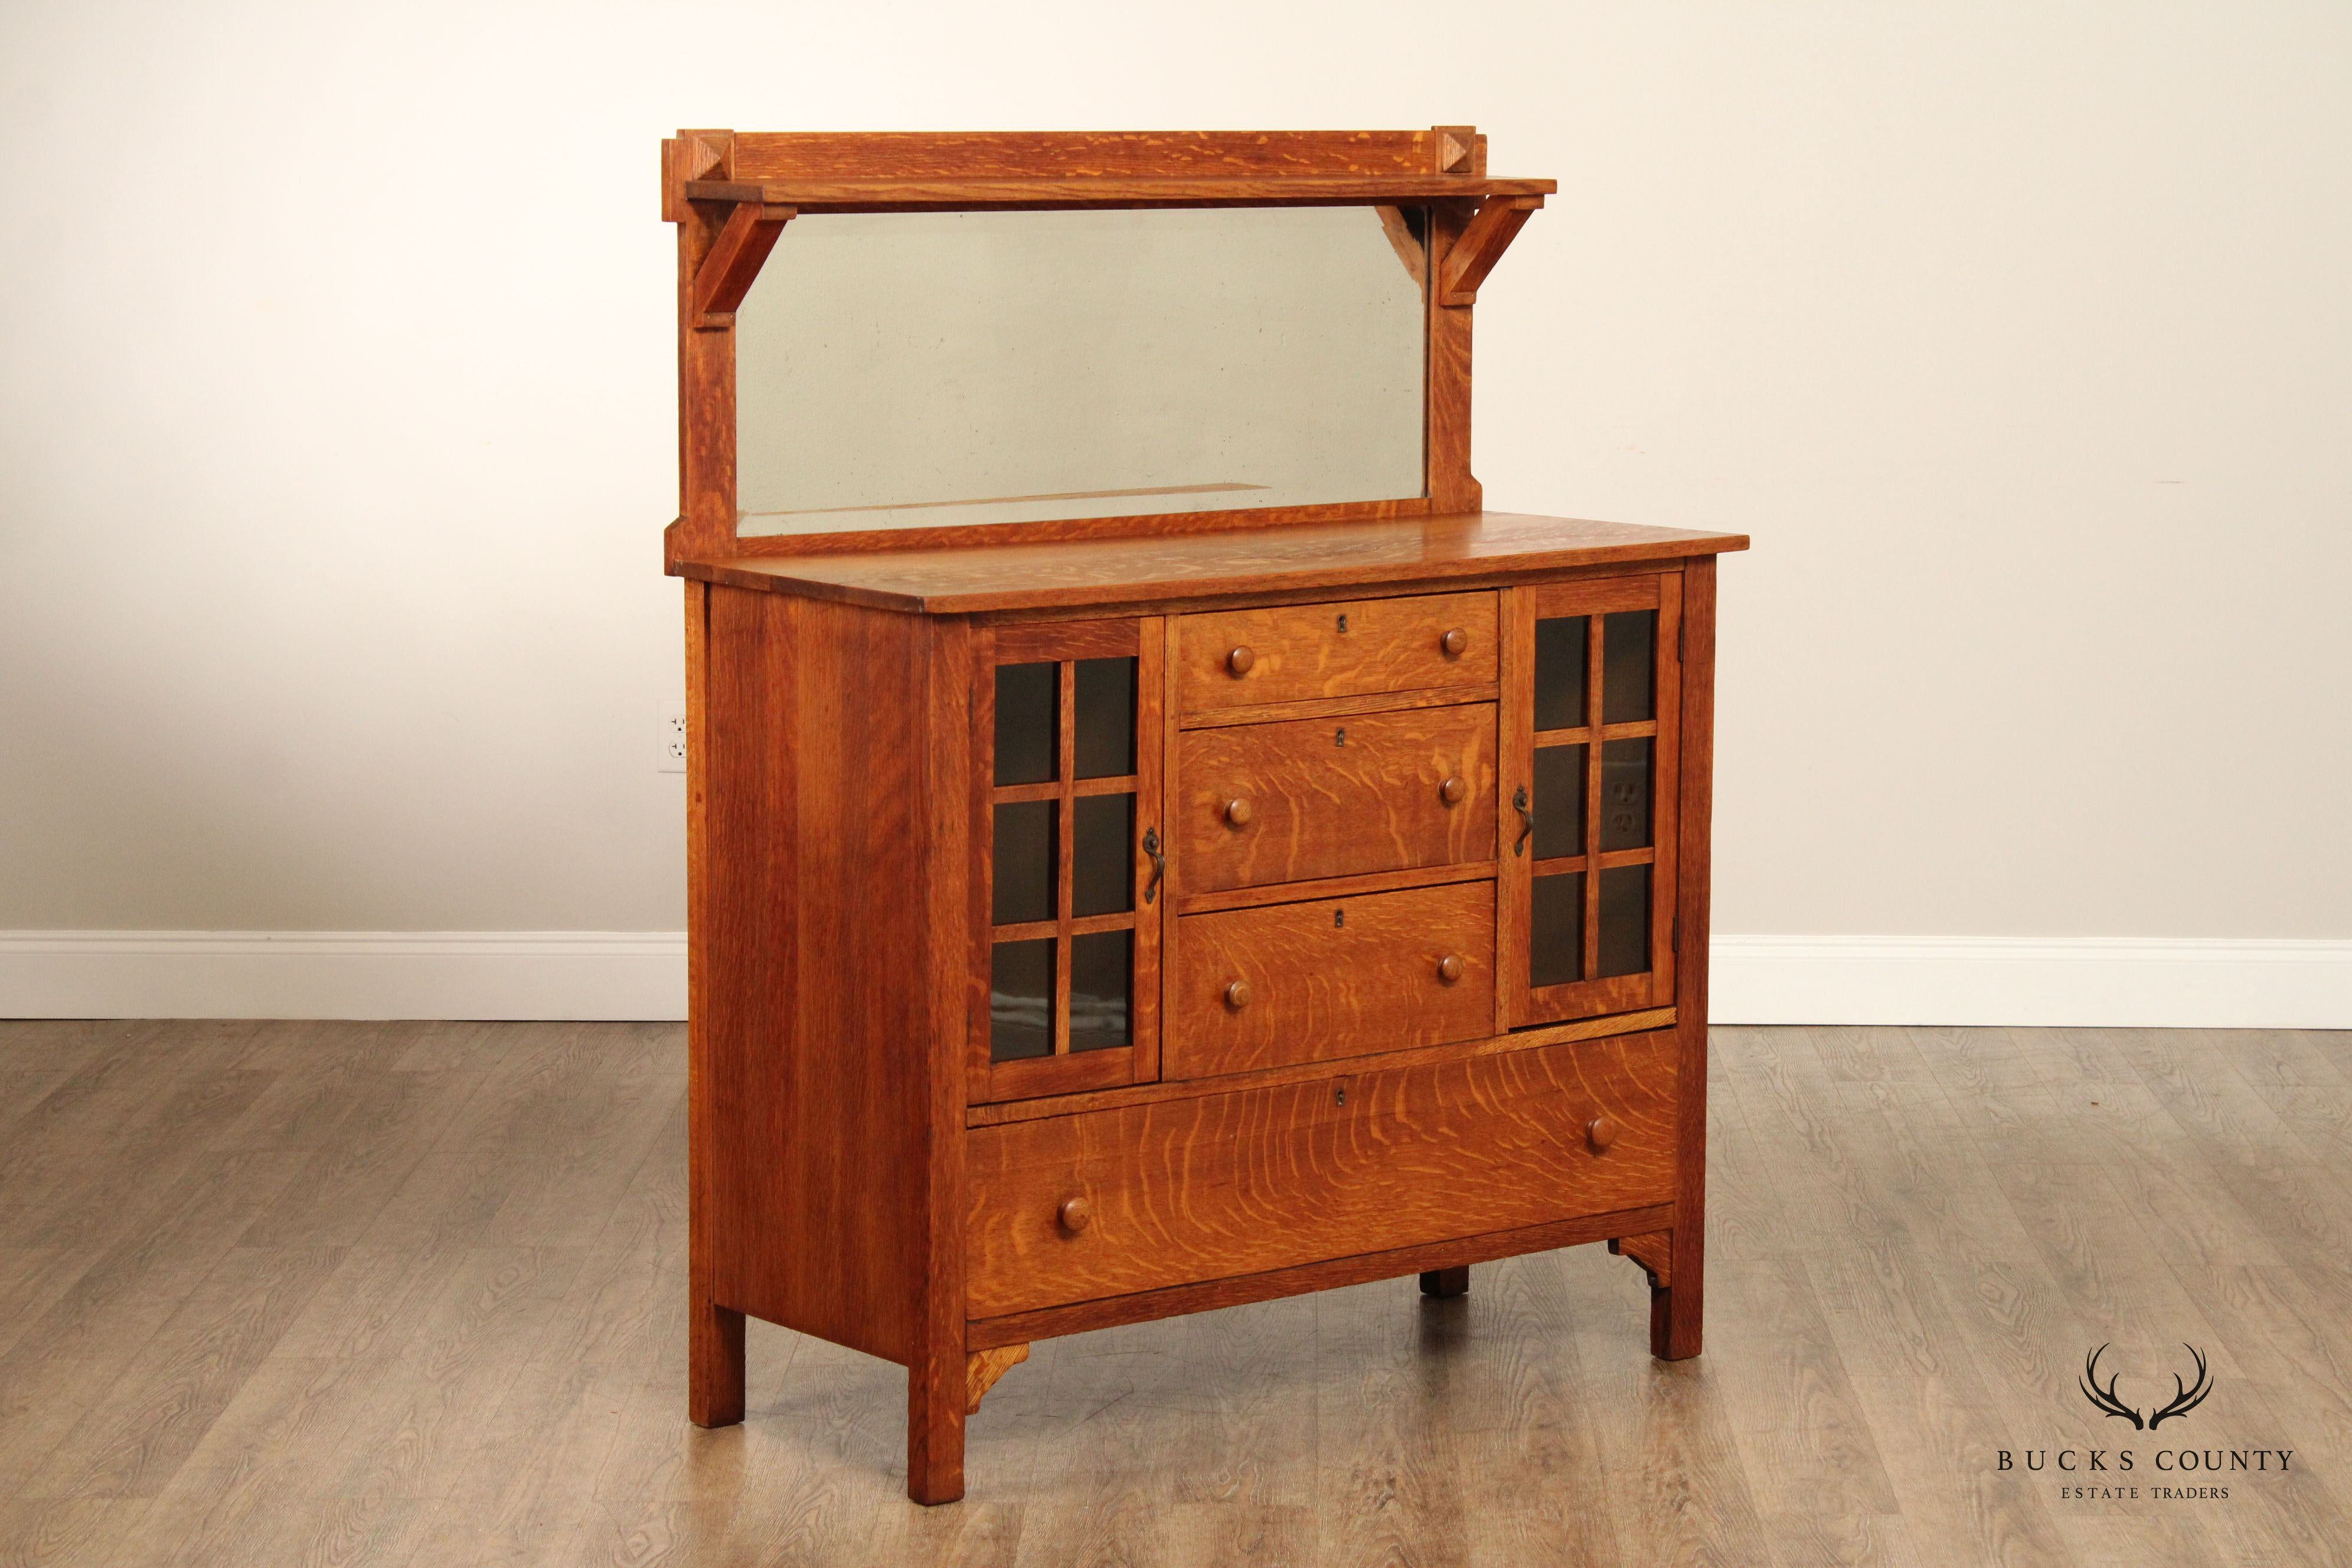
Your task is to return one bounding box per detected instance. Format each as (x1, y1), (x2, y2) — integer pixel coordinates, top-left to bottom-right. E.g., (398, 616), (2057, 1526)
(660, 129), (1555, 571)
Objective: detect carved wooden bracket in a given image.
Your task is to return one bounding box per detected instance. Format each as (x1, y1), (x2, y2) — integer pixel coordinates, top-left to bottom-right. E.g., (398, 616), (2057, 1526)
(1609, 1230), (1672, 1287)
(691, 200), (796, 331)
(1438, 195), (1543, 308)
(966, 1342), (1029, 1413)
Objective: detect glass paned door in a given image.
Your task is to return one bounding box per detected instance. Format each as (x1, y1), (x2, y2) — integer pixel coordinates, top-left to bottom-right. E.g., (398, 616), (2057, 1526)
(1502, 576), (1681, 1025)
(970, 618), (1164, 1101)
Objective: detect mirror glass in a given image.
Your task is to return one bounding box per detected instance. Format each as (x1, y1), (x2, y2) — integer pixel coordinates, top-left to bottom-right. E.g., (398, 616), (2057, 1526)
(735, 207), (1427, 535)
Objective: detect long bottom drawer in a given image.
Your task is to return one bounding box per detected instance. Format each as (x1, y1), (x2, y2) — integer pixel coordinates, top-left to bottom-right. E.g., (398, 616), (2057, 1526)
(965, 1030), (1676, 1319)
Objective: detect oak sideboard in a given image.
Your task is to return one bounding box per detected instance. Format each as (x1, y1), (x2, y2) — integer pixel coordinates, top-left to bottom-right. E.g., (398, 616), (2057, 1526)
(661, 126), (1747, 1503)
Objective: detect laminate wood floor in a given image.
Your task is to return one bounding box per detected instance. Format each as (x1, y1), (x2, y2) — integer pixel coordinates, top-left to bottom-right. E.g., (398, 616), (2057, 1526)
(2, 1020), (2348, 1567)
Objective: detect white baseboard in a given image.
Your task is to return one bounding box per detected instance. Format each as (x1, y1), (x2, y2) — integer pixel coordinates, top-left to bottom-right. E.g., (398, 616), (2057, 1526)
(0, 931), (687, 1022)
(1711, 935), (2351, 1029)
(0, 930), (2344, 1028)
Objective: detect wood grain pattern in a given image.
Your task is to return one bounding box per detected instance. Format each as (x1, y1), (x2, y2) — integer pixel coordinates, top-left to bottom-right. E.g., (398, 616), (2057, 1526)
(1168, 880), (1496, 1080)
(724, 128), (1472, 179)
(1438, 195), (1542, 306)
(1171, 859), (1490, 916)
(675, 512), (1749, 613)
(1660, 554), (1718, 1361)
(969, 1202), (1672, 1351)
(1175, 702), (1495, 894)
(1175, 590), (1497, 712)
(963, 1342), (1027, 1413)
(966, 1006), (1677, 1127)
(964, 1030), (1677, 1318)
(699, 589), (941, 1364)
(910, 615), (974, 1503)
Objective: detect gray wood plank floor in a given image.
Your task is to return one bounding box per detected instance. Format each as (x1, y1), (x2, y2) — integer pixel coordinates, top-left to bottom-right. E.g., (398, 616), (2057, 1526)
(1, 1020), (2347, 1567)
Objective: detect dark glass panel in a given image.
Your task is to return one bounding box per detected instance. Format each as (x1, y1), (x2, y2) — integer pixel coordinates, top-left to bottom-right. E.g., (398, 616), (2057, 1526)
(1073, 656), (1138, 779)
(991, 800), (1056, 926)
(1532, 744), (1586, 860)
(1598, 865), (1652, 978)
(989, 939), (1055, 1060)
(1068, 930), (1132, 1053)
(1530, 872), (1584, 988)
(1072, 793), (1136, 917)
(1602, 610), (1657, 723)
(994, 662), (1059, 785)
(1533, 616), (1588, 731)
(1598, 737), (1654, 852)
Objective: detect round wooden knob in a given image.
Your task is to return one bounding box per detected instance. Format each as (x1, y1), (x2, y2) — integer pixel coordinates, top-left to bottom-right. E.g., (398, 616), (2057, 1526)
(1226, 646), (1256, 676)
(1438, 776), (1466, 806)
(1224, 979), (1253, 1010)
(1436, 953), (1465, 983)
(1586, 1117), (1618, 1154)
(1440, 628), (1468, 656)
(1224, 797), (1253, 827)
(1057, 1196), (1092, 1234)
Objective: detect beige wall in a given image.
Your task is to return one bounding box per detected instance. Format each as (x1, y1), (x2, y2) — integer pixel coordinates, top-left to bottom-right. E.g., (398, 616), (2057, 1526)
(1, 0), (2346, 943)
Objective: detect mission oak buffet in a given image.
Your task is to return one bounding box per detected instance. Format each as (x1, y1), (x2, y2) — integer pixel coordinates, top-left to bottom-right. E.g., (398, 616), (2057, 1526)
(662, 127), (1748, 1504)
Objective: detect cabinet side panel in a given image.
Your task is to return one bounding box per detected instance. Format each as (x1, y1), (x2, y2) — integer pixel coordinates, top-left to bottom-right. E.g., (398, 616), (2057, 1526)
(703, 588), (934, 1362)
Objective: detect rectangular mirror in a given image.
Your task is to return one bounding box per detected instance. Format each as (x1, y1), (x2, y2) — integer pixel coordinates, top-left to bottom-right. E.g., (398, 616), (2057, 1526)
(735, 207), (1429, 535)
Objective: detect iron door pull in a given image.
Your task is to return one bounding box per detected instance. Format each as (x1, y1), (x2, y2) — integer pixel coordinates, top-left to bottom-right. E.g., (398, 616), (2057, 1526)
(1513, 785), (1533, 857)
(1142, 827), (1164, 904)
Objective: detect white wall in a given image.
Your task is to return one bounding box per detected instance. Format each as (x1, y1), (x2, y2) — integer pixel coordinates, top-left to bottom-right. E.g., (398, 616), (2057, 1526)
(2, 1), (2347, 1018)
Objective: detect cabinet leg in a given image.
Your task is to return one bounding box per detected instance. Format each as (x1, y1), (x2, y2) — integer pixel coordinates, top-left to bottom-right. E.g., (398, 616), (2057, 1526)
(907, 1353), (968, 1505)
(1648, 1236), (1703, 1360)
(1418, 1266), (1470, 1298)
(689, 1299), (745, 1427)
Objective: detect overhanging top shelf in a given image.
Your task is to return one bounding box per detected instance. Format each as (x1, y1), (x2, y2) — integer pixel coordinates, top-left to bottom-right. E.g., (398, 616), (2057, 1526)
(681, 175), (1556, 213)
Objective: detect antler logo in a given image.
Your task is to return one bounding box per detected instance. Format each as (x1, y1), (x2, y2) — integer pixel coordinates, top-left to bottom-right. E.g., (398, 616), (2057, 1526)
(2080, 1343), (2213, 1430)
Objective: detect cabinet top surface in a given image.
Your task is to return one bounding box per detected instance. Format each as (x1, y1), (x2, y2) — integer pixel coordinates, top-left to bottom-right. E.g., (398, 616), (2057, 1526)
(674, 511), (1747, 615)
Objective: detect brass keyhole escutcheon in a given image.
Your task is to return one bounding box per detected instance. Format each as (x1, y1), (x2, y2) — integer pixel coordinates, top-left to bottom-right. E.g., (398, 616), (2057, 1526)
(1224, 979), (1252, 1010)
(1334, 727), (1347, 747)
(1438, 776), (1467, 806)
(1585, 1117), (1618, 1154)
(1226, 645), (1255, 676)
(1436, 953), (1465, 983)
(1336, 613), (1349, 633)
(1224, 797), (1253, 827)
(1440, 628), (1468, 656)
(1057, 1195), (1092, 1234)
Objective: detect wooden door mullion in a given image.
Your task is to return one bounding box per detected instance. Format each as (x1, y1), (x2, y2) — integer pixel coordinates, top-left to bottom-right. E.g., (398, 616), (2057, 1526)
(1053, 660), (1077, 1056)
(1582, 611), (1605, 984)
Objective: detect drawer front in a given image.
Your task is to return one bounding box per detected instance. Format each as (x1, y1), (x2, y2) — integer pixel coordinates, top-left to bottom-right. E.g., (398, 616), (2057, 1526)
(1177, 703), (1495, 893)
(1169, 881), (1495, 1080)
(1178, 592), (1498, 713)
(966, 1030), (1677, 1319)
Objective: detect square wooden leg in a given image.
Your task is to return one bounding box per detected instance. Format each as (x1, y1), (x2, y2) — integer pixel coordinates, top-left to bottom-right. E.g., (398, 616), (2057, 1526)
(1648, 1231), (1703, 1360)
(1418, 1266), (1471, 1298)
(689, 1299), (745, 1427)
(907, 1348), (967, 1505)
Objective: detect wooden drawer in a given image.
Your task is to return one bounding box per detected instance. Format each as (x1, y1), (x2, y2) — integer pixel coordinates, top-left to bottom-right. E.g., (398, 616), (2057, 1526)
(1168, 880), (1495, 1080)
(965, 1030), (1677, 1319)
(1178, 591), (1497, 713)
(1175, 703), (1495, 893)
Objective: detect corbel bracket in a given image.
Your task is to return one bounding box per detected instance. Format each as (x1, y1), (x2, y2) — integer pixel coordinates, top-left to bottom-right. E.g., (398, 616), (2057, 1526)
(1437, 194), (1543, 308)
(690, 200), (796, 331)
(1609, 1230), (1672, 1288)
(966, 1342), (1029, 1413)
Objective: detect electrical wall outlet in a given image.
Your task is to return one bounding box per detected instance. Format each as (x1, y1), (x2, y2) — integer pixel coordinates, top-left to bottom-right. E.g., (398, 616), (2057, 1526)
(658, 699), (687, 772)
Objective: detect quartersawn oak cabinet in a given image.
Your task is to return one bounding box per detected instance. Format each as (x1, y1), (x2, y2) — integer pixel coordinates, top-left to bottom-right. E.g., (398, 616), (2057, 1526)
(664, 126), (1747, 1503)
